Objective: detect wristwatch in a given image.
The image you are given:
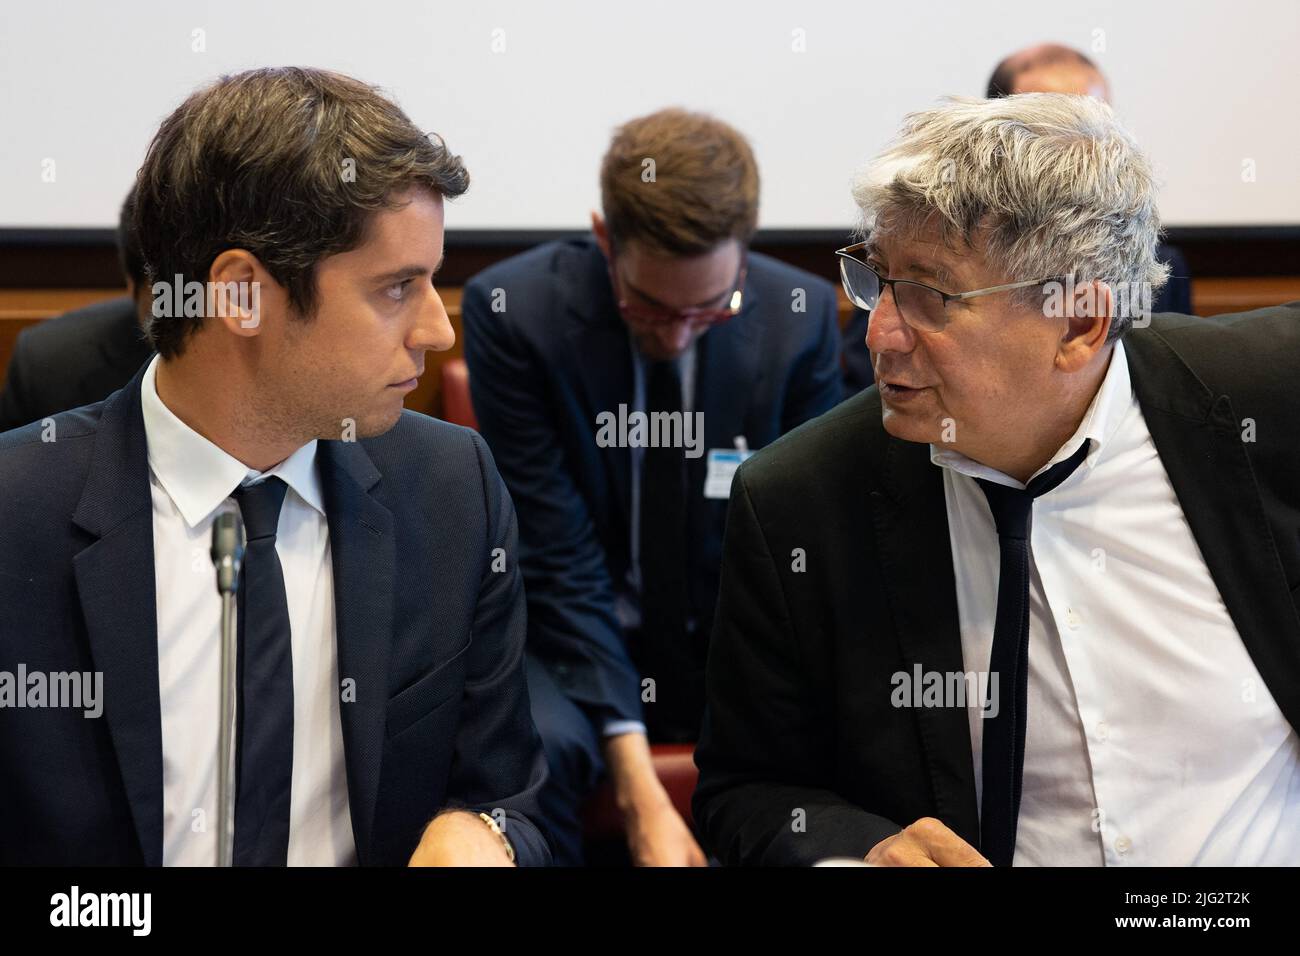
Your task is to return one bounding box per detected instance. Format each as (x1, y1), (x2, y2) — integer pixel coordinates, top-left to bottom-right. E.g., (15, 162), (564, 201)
(477, 811), (516, 864)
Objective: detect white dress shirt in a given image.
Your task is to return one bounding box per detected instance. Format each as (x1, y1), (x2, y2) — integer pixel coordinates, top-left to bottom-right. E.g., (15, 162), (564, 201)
(140, 356), (356, 866)
(932, 340), (1300, 865)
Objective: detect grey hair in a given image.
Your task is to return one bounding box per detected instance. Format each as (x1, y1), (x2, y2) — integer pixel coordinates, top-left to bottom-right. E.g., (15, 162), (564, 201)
(851, 94), (1170, 339)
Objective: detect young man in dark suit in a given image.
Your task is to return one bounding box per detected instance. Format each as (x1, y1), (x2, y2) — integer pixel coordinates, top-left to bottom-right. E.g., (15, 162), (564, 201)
(0, 189), (154, 432)
(463, 108), (842, 865)
(0, 68), (549, 867)
(696, 93), (1300, 866)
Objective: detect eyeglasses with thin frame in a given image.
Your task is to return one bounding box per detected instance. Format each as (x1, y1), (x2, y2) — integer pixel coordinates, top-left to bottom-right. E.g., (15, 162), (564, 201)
(607, 251), (747, 327)
(834, 240), (1061, 333)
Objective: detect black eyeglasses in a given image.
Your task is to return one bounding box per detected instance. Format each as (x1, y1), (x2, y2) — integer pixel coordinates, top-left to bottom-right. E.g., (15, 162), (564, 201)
(835, 240), (1060, 333)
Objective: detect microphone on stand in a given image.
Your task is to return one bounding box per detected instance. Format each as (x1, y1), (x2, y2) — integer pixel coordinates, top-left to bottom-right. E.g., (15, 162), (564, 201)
(210, 505), (244, 868)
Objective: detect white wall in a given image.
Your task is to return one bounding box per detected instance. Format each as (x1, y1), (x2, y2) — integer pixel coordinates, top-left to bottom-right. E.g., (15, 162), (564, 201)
(1, 0), (1296, 230)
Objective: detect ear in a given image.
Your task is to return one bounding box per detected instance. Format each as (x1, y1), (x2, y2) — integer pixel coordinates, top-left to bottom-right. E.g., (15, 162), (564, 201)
(591, 211), (610, 259)
(1056, 279), (1113, 373)
(208, 250), (269, 338)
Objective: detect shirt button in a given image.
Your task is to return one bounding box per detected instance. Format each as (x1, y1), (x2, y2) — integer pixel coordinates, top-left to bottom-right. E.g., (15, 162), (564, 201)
(1116, 836), (1132, 855)
(1066, 608), (1083, 630)
(1096, 721), (1110, 741)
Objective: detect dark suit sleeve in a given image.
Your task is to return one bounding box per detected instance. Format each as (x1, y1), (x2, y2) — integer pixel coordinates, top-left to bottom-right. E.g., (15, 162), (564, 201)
(840, 308), (874, 399)
(693, 467), (902, 865)
(449, 430), (553, 866)
(0, 331), (35, 433)
(781, 285), (843, 430)
(462, 279), (643, 731)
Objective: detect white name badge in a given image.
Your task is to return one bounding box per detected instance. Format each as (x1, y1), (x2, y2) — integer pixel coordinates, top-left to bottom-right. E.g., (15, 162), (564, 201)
(704, 448), (754, 500)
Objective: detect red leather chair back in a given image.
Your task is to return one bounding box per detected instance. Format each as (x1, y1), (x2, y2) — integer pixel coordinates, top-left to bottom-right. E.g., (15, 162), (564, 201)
(440, 357), (478, 430)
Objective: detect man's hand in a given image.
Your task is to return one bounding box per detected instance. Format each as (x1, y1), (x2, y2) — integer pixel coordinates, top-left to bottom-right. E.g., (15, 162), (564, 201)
(623, 792), (708, 867)
(407, 810), (516, 867)
(605, 732), (707, 867)
(866, 817), (992, 867)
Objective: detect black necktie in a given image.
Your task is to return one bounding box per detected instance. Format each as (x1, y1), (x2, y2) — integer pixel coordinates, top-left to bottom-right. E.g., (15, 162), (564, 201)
(231, 476), (294, 866)
(974, 440), (1091, 867)
(638, 359), (693, 741)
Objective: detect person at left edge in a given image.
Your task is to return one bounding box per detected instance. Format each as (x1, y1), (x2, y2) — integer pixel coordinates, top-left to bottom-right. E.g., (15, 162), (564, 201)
(0, 187), (153, 433)
(0, 68), (550, 867)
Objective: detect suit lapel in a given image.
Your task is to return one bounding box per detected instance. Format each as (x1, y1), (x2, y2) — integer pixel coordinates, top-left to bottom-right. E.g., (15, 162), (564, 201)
(564, 252), (634, 522)
(687, 301), (763, 599)
(869, 425), (981, 847)
(1127, 325), (1300, 734)
(71, 367), (165, 866)
(695, 294), (762, 455)
(318, 439), (395, 866)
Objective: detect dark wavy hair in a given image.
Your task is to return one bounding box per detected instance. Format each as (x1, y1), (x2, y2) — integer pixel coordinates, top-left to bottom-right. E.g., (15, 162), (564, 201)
(133, 67), (468, 357)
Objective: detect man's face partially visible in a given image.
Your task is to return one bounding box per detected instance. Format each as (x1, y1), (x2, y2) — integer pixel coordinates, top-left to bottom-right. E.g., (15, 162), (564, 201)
(864, 228), (1064, 460)
(1012, 65), (1111, 102)
(255, 187), (454, 441)
(610, 239), (743, 362)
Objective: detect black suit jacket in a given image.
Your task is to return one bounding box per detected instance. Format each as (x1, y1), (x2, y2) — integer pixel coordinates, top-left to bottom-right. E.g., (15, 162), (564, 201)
(463, 238), (842, 737)
(0, 366), (551, 866)
(0, 296), (153, 432)
(694, 305), (1300, 865)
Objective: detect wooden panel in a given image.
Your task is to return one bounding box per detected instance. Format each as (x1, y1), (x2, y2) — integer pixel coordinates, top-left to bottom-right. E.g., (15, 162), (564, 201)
(1190, 277), (1300, 316)
(0, 287), (127, 319)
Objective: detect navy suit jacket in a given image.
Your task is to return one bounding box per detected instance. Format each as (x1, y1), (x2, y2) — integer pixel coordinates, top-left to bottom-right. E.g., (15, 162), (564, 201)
(0, 366), (551, 866)
(462, 237), (842, 734)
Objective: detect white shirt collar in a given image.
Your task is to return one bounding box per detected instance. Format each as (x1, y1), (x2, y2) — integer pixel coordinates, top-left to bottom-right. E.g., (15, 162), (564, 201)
(929, 338), (1133, 490)
(140, 354), (324, 528)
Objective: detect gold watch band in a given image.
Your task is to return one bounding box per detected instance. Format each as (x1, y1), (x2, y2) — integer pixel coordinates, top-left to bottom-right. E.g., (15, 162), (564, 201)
(477, 811), (516, 864)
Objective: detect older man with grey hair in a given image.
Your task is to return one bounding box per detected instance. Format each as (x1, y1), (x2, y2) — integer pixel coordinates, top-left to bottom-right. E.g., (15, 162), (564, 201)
(693, 93), (1300, 866)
